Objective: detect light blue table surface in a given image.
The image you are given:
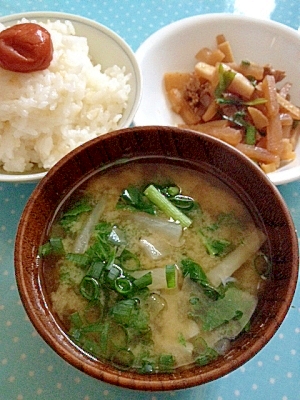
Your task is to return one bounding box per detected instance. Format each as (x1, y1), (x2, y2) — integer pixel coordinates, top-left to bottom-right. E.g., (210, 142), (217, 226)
(0, 1), (299, 400)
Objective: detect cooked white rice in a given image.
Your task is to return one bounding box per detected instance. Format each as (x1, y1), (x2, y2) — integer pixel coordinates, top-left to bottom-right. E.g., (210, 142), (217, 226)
(0, 19), (131, 172)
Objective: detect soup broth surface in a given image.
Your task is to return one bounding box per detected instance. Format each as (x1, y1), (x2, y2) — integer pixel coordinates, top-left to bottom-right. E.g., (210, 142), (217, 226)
(40, 162), (268, 373)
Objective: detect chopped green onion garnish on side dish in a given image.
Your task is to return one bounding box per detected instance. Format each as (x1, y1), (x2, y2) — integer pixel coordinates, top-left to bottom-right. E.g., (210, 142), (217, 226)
(244, 98), (267, 106)
(241, 60), (251, 66)
(144, 184), (192, 227)
(245, 125), (257, 145)
(214, 63), (236, 98)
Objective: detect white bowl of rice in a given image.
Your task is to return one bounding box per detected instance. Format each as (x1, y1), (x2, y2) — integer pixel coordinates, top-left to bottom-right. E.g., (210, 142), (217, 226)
(0, 12), (142, 182)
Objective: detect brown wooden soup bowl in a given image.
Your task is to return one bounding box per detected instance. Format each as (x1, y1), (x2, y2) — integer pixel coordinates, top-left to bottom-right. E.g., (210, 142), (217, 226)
(14, 126), (299, 391)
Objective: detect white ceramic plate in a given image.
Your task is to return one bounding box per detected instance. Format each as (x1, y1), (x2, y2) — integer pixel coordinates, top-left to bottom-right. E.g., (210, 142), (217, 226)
(0, 12), (142, 183)
(134, 14), (300, 185)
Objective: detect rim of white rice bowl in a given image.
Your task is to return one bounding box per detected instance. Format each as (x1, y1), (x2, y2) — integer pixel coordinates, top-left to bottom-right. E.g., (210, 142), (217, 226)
(0, 12), (142, 183)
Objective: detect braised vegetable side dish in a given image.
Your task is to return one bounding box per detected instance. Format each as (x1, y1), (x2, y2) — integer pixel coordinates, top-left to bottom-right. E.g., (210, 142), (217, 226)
(39, 163), (270, 373)
(164, 35), (300, 173)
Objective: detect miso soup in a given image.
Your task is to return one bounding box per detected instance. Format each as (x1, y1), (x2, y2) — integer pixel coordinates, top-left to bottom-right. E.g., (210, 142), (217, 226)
(39, 162), (269, 373)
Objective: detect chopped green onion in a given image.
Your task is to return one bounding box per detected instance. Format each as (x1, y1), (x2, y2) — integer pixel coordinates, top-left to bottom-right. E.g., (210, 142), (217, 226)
(192, 336), (208, 354)
(38, 237), (65, 257)
(104, 247), (117, 271)
(223, 110), (257, 144)
(115, 277), (133, 295)
(144, 184), (192, 227)
(84, 321), (128, 357)
(245, 125), (257, 145)
(244, 98), (267, 106)
(111, 348), (135, 370)
(98, 321), (110, 356)
(215, 63), (236, 98)
(69, 327), (82, 342)
(139, 361), (155, 374)
(189, 297), (200, 305)
(59, 271), (71, 284)
(133, 271), (152, 289)
(81, 321), (104, 333)
(216, 97), (267, 106)
(66, 252), (90, 267)
(94, 221), (113, 233)
(106, 264), (122, 282)
(216, 97), (243, 106)
(156, 184), (181, 198)
(178, 332), (186, 347)
(49, 237), (64, 253)
(69, 311), (83, 329)
(195, 347), (218, 366)
(166, 185), (180, 197)
(86, 261), (105, 279)
(158, 354), (175, 372)
(165, 264), (176, 288)
(81, 338), (102, 357)
(115, 279), (131, 294)
(119, 249), (140, 271)
(110, 299), (136, 325)
(227, 110), (247, 127)
(80, 276), (100, 301)
(241, 60), (251, 66)
(192, 336), (219, 366)
(170, 195), (195, 210)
